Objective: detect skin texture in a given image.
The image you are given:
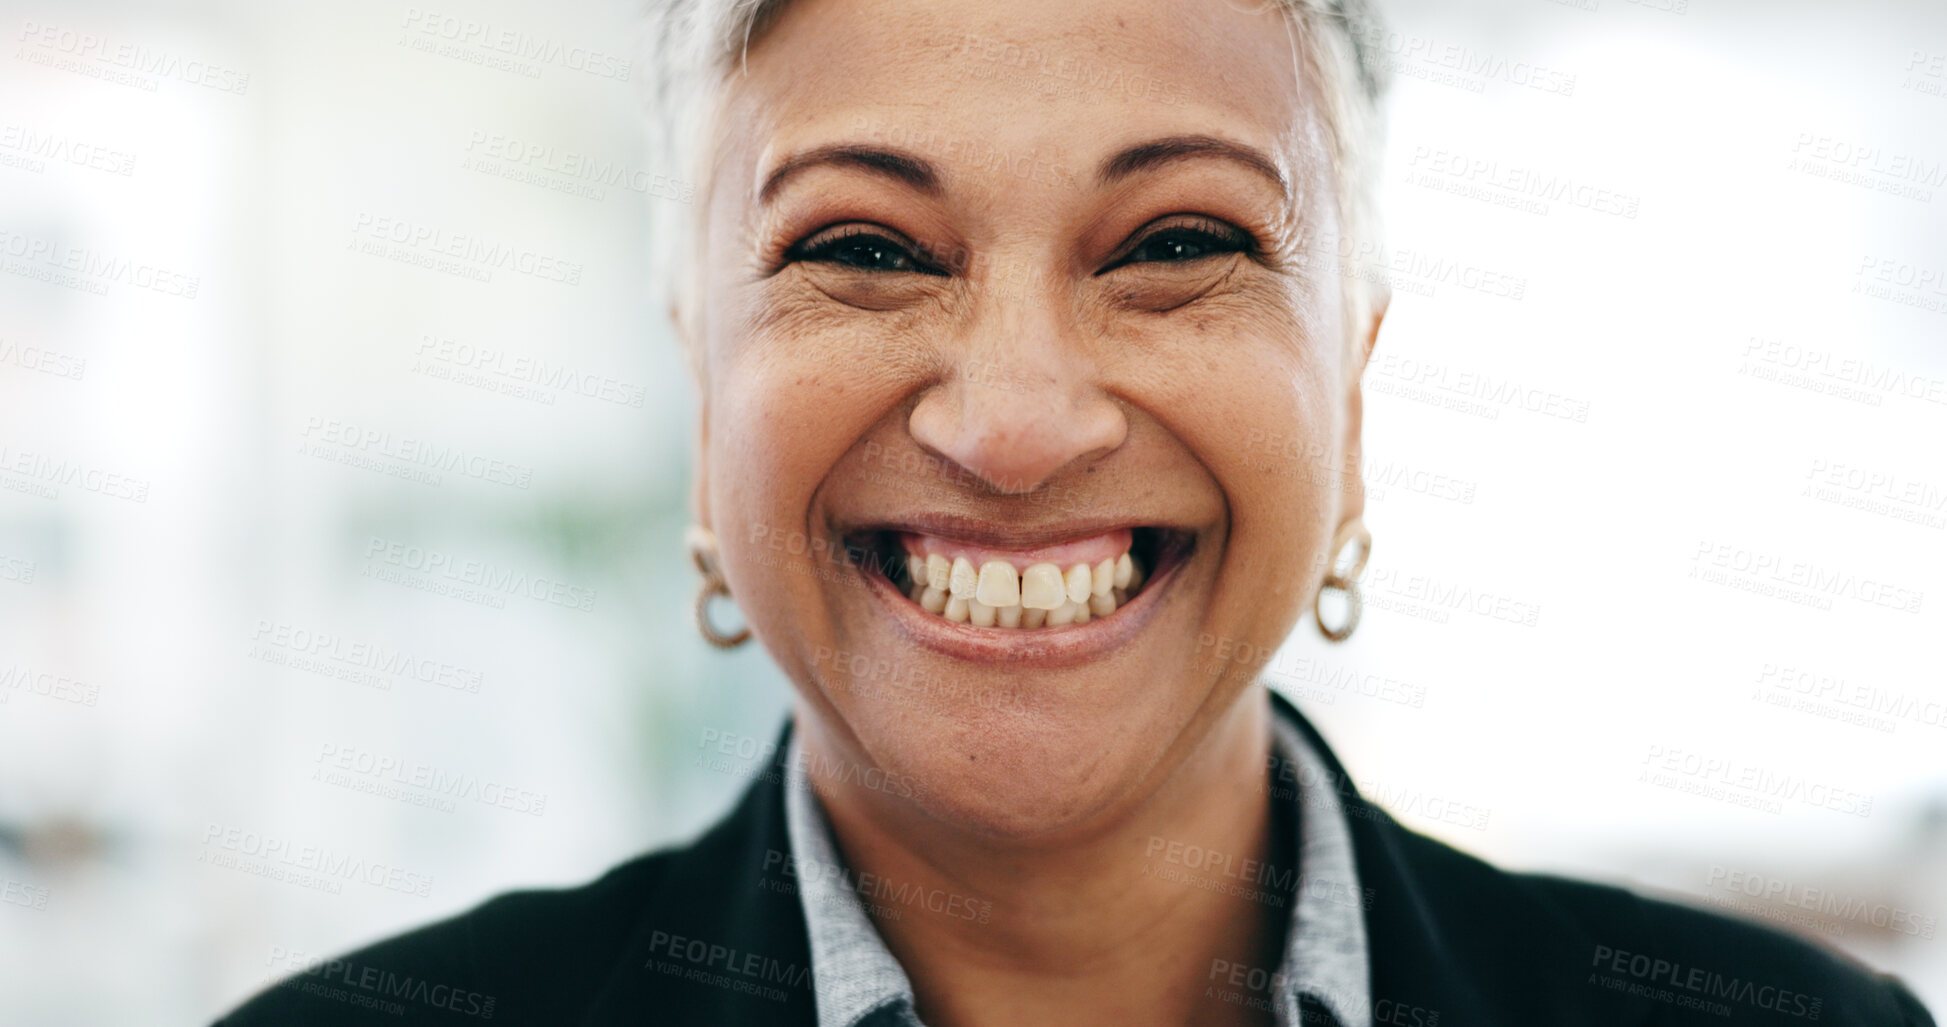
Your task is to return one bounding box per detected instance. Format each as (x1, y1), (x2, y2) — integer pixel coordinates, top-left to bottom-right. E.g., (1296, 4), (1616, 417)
(685, 0), (1386, 1022)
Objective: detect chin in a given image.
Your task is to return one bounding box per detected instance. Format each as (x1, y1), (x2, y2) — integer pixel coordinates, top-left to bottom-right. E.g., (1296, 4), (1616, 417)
(800, 531), (1231, 842)
(868, 709), (1167, 842)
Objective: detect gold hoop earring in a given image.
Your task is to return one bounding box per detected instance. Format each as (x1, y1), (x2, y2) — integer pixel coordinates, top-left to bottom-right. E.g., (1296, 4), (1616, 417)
(687, 525), (751, 649)
(1315, 517), (1371, 643)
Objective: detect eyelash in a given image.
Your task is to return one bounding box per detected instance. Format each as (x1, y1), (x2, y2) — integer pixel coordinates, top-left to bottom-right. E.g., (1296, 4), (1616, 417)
(787, 225), (949, 276)
(785, 217), (1255, 275)
(1100, 217), (1256, 273)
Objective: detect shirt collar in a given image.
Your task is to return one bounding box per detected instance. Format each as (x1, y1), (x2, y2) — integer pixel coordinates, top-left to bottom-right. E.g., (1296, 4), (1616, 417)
(1272, 707), (1372, 1027)
(782, 738), (924, 1026)
(782, 695), (1371, 1027)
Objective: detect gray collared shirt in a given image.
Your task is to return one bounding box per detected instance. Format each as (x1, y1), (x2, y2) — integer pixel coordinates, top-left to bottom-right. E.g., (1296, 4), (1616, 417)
(782, 699), (1372, 1027)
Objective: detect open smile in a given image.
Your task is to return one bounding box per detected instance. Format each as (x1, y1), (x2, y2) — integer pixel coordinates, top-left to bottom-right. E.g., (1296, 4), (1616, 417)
(841, 520), (1196, 665)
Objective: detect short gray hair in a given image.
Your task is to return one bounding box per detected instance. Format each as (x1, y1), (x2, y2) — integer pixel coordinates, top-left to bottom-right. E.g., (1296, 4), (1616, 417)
(640, 0), (1391, 344)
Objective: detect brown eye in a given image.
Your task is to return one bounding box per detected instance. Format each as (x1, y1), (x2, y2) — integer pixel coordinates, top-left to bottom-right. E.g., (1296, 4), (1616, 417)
(790, 226), (946, 275)
(1102, 218), (1255, 272)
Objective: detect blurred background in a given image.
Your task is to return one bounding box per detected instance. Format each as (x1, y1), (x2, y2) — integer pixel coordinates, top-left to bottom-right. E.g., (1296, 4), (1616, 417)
(0, 0), (1942, 1022)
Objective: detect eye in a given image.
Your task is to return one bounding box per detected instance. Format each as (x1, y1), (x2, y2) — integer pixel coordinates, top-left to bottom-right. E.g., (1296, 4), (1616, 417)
(1103, 217), (1255, 271)
(788, 224), (946, 275)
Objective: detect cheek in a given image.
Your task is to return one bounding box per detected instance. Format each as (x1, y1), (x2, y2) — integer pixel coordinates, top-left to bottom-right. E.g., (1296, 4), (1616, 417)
(705, 370), (841, 673)
(1106, 283), (1343, 626)
(1110, 279), (1344, 499)
(703, 294), (928, 585)
(708, 274), (944, 460)
(707, 363), (848, 550)
(1202, 369), (1340, 656)
(1218, 369), (1340, 595)
(1234, 351), (1342, 510)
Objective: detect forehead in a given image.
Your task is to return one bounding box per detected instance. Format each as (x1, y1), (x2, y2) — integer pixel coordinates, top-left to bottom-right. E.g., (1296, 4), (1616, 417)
(718, 0), (1329, 204)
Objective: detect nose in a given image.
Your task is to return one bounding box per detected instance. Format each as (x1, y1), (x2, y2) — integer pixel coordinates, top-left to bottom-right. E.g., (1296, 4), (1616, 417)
(907, 294), (1127, 495)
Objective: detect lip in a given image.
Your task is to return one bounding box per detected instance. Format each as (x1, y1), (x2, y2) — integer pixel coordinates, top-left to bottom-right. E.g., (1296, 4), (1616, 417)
(854, 528), (1188, 669)
(839, 512), (1166, 550)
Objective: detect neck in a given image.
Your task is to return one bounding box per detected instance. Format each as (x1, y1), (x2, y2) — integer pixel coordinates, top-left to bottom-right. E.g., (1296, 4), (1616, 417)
(799, 688), (1290, 1027)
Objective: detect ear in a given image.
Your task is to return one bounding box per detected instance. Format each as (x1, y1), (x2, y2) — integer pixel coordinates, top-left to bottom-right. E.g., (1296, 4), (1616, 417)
(1358, 282), (1389, 373)
(1338, 282), (1389, 525)
(671, 298), (712, 531)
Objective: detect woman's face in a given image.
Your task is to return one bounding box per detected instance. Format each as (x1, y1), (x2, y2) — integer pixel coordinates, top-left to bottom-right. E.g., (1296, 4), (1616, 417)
(696, 0), (1371, 838)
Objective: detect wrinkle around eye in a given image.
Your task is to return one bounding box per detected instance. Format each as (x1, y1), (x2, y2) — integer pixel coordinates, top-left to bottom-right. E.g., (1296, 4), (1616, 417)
(746, 263), (960, 343)
(1100, 250), (1255, 313)
(802, 259), (960, 312)
(1090, 265), (1321, 363)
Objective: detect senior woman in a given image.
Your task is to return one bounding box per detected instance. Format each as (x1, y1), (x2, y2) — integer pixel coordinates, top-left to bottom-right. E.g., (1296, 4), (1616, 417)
(221, 0), (1934, 1024)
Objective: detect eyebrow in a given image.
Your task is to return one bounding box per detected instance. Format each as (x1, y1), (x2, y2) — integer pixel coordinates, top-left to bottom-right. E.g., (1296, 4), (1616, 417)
(756, 134), (1288, 204)
(1098, 135), (1288, 195)
(758, 144), (942, 204)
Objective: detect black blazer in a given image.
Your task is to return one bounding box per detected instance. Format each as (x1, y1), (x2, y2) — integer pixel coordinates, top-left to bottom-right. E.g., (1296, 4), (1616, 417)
(217, 692), (1935, 1025)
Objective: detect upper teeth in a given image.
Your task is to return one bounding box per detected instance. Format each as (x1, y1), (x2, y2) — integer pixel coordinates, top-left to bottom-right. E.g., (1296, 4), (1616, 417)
(902, 550), (1144, 628)
(1020, 564), (1066, 609)
(976, 561), (1019, 606)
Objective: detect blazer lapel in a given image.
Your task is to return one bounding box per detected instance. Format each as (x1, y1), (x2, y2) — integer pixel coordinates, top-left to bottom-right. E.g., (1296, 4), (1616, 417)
(1269, 691), (1480, 1025)
(582, 718), (820, 1025)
